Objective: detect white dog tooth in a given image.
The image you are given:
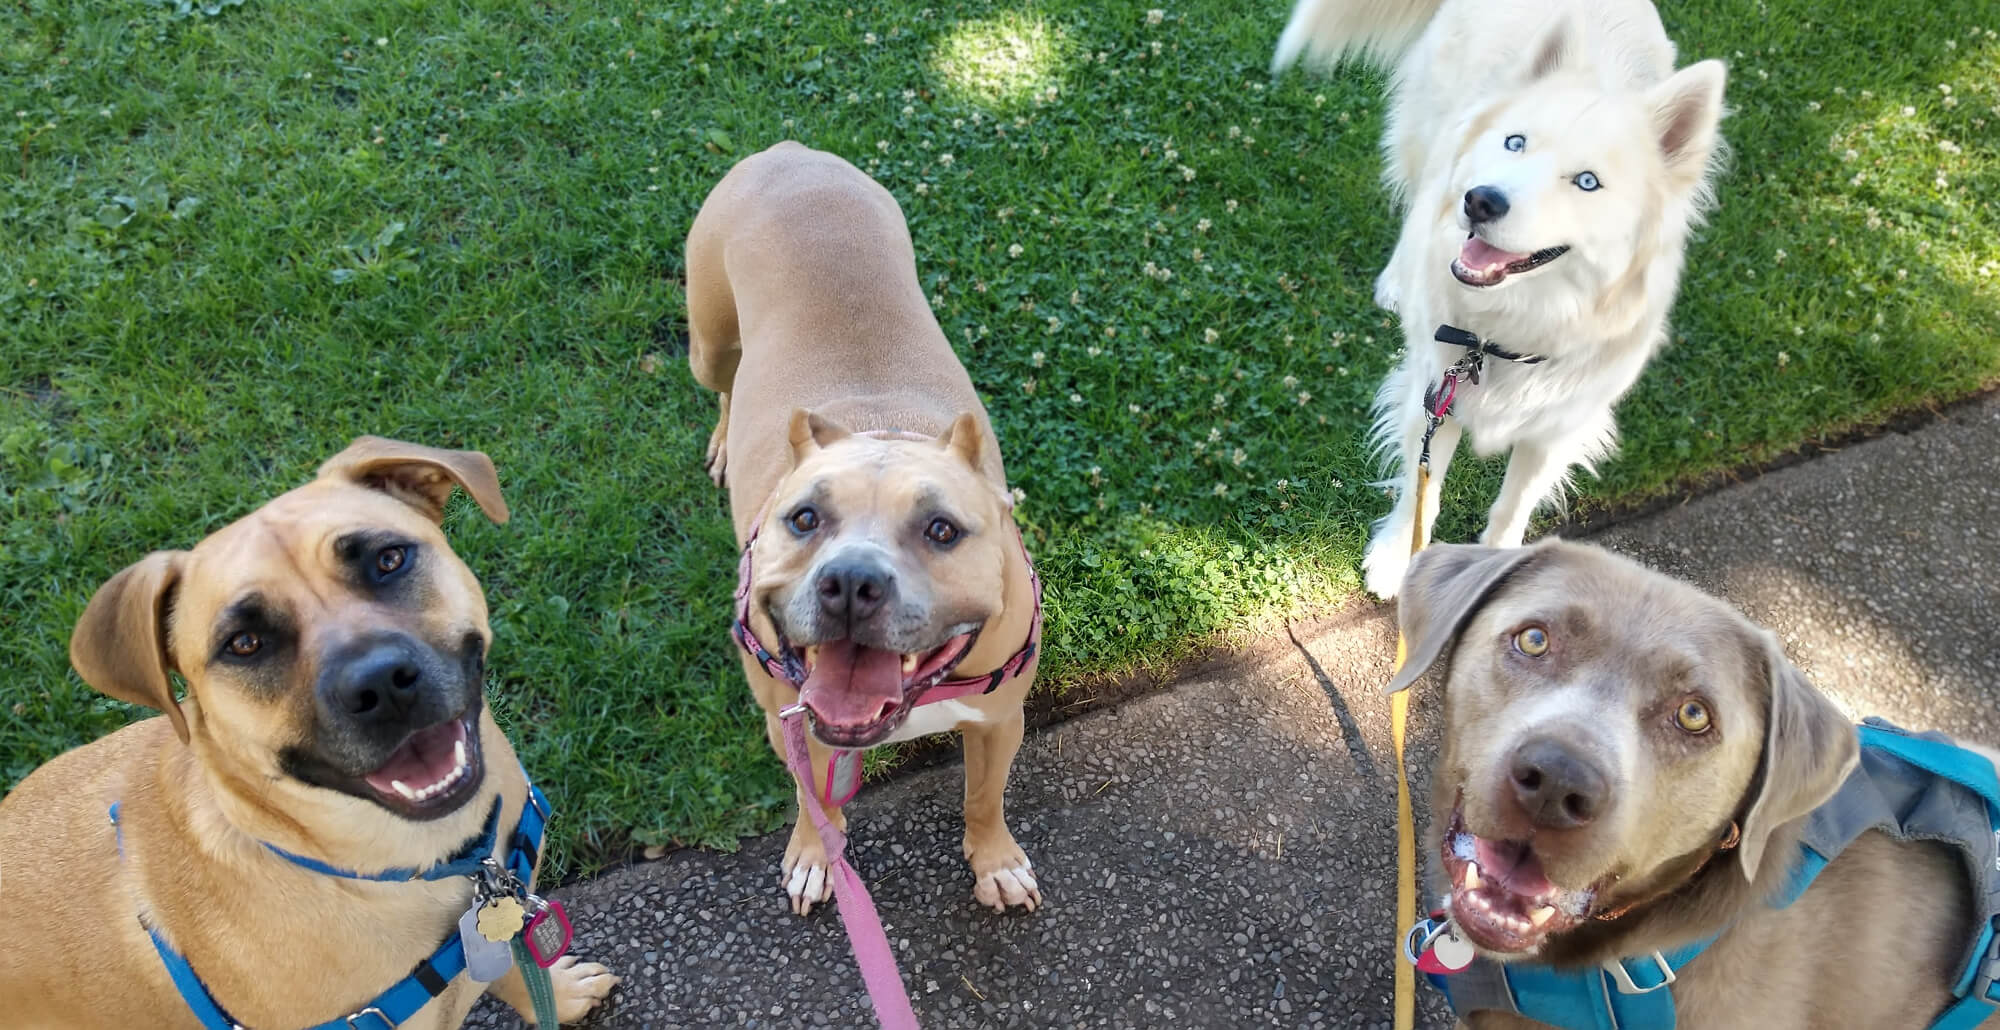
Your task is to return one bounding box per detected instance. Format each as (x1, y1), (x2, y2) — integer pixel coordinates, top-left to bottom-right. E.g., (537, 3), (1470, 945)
(901, 653), (918, 674)
(392, 779), (417, 800)
(454, 738), (468, 771)
(805, 645), (818, 669)
(1529, 905), (1555, 927)
(1462, 862), (1483, 892)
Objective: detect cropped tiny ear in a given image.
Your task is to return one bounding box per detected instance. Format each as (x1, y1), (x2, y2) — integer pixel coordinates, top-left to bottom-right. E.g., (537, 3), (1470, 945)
(787, 409), (853, 466)
(1384, 541), (1550, 694)
(1647, 59), (1728, 192)
(318, 436), (510, 525)
(936, 412), (985, 471)
(1521, 14), (1580, 83)
(71, 551), (190, 744)
(1736, 632), (1857, 881)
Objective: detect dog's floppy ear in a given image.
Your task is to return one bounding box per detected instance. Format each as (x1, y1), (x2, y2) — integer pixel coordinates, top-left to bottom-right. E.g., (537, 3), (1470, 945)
(936, 412), (985, 471)
(71, 551), (191, 744)
(1646, 60), (1728, 193)
(1385, 542), (1549, 694)
(1520, 14), (1580, 83)
(1735, 631), (1857, 881)
(318, 436), (510, 525)
(787, 409), (853, 466)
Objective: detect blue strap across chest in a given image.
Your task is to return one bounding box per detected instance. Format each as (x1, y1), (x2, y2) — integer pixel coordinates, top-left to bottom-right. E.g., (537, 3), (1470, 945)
(1427, 722), (2000, 1030)
(110, 783), (550, 1030)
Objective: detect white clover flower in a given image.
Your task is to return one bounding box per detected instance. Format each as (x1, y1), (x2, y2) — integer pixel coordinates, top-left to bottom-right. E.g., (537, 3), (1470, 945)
(1030, 350), (1044, 367)
(1282, 375), (1298, 388)
(1775, 248), (1787, 262)
(1196, 218), (1211, 233)
(1207, 427), (1221, 442)
(1276, 478), (1289, 490)
(877, 139), (890, 152)
(1231, 448), (1247, 466)
(1225, 199), (1238, 213)
(1778, 351), (1790, 367)
(375, 37), (388, 46)
(1296, 391), (1311, 405)
(1212, 483), (1228, 497)
(1212, 392), (1226, 408)
(1145, 8), (1164, 25)
(902, 105), (914, 116)
(1203, 328), (1219, 343)
(863, 32), (878, 44)
(1129, 403), (1142, 414)
(915, 182), (929, 194)
(939, 153), (954, 166)
(1314, 94), (1325, 108)
(1179, 165), (1195, 181)
(1069, 392), (1083, 404)
(1008, 243), (1024, 258)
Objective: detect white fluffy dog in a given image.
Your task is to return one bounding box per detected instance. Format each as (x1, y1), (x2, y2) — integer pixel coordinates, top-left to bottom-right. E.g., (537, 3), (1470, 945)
(1274, 0), (1728, 598)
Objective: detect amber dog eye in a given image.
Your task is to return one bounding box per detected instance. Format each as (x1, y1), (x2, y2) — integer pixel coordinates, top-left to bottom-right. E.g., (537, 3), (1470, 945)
(228, 632), (262, 657)
(1513, 625), (1550, 657)
(925, 518), (960, 545)
(375, 546), (406, 575)
(1675, 699), (1713, 734)
(788, 507), (820, 534)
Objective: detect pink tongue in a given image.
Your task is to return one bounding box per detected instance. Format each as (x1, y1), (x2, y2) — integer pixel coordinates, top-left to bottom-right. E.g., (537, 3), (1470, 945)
(800, 639), (903, 729)
(362, 720), (462, 793)
(1460, 236), (1531, 271)
(1473, 836), (1555, 897)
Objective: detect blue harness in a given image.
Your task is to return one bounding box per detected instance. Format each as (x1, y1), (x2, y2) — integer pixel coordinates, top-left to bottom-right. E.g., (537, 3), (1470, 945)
(110, 782), (550, 1030)
(1415, 720), (2000, 1030)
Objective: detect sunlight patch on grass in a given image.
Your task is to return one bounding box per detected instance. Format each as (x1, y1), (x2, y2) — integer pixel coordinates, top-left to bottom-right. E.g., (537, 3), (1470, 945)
(932, 12), (1071, 109)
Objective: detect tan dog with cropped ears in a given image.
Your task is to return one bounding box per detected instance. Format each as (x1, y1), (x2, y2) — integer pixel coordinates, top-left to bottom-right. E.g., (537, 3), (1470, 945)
(686, 141), (1044, 916)
(0, 438), (616, 1029)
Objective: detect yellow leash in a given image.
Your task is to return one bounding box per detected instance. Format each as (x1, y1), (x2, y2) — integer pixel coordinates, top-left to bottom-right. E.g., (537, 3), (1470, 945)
(1390, 462), (1428, 1030)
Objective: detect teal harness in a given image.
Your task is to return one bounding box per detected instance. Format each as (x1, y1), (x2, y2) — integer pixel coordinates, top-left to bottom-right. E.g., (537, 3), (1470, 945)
(1415, 720), (2000, 1030)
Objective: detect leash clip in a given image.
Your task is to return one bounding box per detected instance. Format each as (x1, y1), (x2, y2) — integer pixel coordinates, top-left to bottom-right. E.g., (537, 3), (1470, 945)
(778, 703), (807, 719)
(1402, 915), (1451, 966)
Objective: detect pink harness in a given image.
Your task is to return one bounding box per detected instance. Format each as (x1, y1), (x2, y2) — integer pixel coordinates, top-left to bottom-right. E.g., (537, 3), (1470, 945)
(732, 488), (1043, 1030)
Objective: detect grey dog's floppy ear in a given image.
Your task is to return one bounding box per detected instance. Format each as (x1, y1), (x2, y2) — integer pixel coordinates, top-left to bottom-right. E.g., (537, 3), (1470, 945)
(1735, 632), (1858, 880)
(71, 551), (191, 744)
(1384, 542), (1550, 694)
(318, 436), (510, 525)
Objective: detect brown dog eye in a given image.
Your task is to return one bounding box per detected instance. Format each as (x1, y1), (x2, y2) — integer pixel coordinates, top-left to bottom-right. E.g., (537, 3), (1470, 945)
(1513, 625), (1550, 657)
(925, 518), (960, 545)
(228, 632), (262, 657)
(375, 546), (406, 575)
(788, 507), (820, 534)
(1675, 699), (1713, 734)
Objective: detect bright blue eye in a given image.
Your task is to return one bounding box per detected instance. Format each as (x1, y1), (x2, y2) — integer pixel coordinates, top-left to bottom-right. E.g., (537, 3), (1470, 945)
(1504, 134), (1526, 152)
(1575, 171), (1601, 191)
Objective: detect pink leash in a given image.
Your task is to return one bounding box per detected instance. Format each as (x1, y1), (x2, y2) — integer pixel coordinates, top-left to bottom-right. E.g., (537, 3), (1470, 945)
(781, 710), (922, 1030)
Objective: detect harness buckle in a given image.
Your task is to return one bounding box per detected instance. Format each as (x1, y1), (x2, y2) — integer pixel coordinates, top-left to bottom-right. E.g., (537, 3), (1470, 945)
(1602, 951), (1677, 995)
(345, 1006), (392, 1030)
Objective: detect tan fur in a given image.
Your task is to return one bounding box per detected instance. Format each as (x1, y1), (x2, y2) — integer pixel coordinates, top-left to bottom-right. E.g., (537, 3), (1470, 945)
(687, 142), (1043, 914)
(1395, 541), (1992, 1029)
(0, 438), (616, 1029)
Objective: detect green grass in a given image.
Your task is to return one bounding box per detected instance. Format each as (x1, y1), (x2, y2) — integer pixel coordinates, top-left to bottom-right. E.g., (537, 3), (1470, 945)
(4, 0), (1996, 875)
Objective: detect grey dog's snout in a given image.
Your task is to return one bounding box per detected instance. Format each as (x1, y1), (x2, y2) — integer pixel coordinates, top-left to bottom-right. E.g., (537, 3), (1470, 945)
(816, 555), (896, 623)
(1464, 185), (1510, 225)
(1509, 736), (1610, 829)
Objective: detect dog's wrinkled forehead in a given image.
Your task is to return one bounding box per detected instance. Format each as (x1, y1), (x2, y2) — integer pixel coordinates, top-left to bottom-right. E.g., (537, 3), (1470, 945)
(774, 437), (1001, 536)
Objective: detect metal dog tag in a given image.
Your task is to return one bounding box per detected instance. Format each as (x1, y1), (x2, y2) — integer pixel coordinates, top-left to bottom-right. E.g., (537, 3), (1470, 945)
(476, 895), (528, 942)
(523, 898), (573, 967)
(459, 905), (516, 982)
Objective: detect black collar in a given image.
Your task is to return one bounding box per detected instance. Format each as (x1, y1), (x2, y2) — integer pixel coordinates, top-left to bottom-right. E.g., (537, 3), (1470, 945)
(1434, 324), (1547, 365)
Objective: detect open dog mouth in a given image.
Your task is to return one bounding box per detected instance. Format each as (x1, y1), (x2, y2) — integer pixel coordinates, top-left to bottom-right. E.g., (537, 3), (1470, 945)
(360, 712), (484, 814)
(773, 629), (981, 748)
(1440, 807), (1596, 954)
(1451, 233), (1570, 288)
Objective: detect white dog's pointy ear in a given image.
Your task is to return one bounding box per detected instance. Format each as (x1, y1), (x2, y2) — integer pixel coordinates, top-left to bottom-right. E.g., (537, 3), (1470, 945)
(1520, 14), (1581, 83)
(1735, 631), (1857, 881)
(1383, 541), (1550, 694)
(936, 412), (985, 470)
(787, 409), (852, 466)
(318, 437), (510, 525)
(1647, 60), (1728, 193)
(71, 551), (192, 744)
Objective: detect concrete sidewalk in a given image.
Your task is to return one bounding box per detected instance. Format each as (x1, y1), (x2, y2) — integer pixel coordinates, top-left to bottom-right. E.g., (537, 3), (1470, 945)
(474, 394), (2000, 1030)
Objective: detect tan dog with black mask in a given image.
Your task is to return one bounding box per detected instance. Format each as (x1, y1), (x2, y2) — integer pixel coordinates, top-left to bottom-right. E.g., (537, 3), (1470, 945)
(0, 438), (616, 1029)
(686, 142), (1043, 915)
(1390, 539), (1992, 1028)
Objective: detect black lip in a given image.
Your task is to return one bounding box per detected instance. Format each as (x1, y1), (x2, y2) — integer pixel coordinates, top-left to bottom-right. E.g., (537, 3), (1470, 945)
(280, 699), (487, 822)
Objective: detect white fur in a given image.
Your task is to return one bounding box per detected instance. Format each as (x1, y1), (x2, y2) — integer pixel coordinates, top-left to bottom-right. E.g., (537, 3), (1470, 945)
(881, 699), (987, 744)
(1276, 0), (1727, 598)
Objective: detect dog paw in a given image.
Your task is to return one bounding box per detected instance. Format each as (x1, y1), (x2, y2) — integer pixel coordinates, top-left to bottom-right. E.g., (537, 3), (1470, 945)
(704, 396), (730, 487)
(1372, 268), (1403, 314)
(1362, 529), (1412, 600)
(965, 836), (1042, 912)
(547, 955), (620, 1023)
(781, 832), (835, 917)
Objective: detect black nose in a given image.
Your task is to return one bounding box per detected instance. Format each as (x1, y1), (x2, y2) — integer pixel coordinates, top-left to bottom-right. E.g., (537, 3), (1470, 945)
(1509, 737), (1609, 830)
(816, 557), (894, 622)
(323, 639), (426, 725)
(1464, 186), (1510, 225)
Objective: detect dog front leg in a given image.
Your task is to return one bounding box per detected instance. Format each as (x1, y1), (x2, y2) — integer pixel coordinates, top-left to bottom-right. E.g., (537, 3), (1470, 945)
(763, 708), (846, 916)
(1363, 411), (1462, 599)
(1482, 439), (1570, 548)
(960, 709), (1041, 912)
